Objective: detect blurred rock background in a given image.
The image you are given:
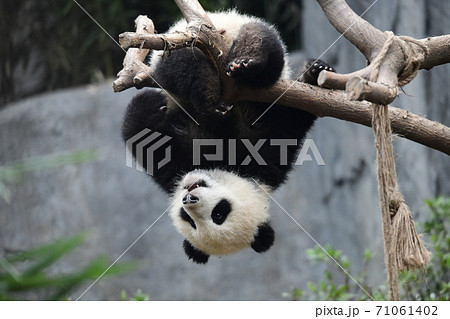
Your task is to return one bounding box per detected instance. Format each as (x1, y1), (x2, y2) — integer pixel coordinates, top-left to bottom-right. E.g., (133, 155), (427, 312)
(0, 0), (448, 300)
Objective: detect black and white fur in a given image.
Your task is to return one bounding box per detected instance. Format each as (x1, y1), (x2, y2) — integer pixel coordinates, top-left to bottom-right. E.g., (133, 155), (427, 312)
(122, 10), (334, 264)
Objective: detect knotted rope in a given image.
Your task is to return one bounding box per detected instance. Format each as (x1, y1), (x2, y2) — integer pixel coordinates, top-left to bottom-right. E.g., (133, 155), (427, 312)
(369, 31), (430, 301)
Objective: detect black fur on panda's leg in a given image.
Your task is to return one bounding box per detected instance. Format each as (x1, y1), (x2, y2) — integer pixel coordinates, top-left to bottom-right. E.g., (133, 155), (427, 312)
(122, 89), (169, 142)
(226, 22), (285, 87)
(251, 222), (275, 253)
(299, 58), (335, 86)
(183, 240), (210, 264)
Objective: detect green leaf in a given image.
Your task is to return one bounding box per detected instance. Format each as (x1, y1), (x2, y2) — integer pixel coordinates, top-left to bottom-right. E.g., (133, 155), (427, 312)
(307, 281), (316, 293)
(0, 149), (98, 184)
(1, 233), (137, 300)
(364, 249), (372, 262)
(292, 288), (304, 300)
(9, 234), (86, 275)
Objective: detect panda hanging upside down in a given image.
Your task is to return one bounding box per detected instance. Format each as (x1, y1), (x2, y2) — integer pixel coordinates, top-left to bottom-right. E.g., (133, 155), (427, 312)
(122, 10), (334, 264)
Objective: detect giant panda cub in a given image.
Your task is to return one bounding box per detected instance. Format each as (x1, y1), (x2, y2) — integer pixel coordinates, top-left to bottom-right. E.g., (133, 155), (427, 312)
(122, 10), (334, 264)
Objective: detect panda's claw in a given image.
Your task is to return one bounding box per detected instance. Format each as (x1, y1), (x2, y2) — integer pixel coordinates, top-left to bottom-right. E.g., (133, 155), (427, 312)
(215, 104), (234, 116)
(227, 58), (254, 77)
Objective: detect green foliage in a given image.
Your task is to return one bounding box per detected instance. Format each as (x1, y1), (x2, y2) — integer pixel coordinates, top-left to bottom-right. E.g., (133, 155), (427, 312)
(284, 197), (450, 301)
(400, 197), (450, 300)
(0, 234), (135, 300)
(121, 289), (150, 301)
(283, 245), (384, 301)
(0, 149), (97, 203)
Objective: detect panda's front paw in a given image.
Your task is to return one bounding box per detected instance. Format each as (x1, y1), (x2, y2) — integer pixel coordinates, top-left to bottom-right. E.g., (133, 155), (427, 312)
(301, 59), (335, 86)
(226, 58), (254, 77)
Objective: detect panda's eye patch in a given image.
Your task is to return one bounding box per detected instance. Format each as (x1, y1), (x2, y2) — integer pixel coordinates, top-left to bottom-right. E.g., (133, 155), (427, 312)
(180, 207), (196, 229)
(211, 199), (232, 225)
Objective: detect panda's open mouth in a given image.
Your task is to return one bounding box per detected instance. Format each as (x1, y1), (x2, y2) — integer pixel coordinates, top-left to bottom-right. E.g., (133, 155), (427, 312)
(185, 180), (208, 192)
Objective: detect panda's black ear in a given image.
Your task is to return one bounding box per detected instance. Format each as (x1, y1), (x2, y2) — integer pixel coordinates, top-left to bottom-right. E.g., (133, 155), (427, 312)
(183, 240), (210, 264)
(251, 222), (275, 253)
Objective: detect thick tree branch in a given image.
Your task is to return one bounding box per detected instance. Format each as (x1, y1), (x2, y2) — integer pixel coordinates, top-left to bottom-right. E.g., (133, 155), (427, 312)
(174, 0), (213, 25)
(316, 0), (385, 61)
(118, 31), (195, 52)
(318, 66), (371, 90)
(421, 35), (450, 70)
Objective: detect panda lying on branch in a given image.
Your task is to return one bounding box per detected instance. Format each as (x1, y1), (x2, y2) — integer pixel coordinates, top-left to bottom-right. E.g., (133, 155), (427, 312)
(122, 10), (334, 264)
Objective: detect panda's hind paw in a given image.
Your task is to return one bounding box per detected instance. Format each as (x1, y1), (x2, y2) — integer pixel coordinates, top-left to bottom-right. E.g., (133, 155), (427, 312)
(226, 58), (254, 77)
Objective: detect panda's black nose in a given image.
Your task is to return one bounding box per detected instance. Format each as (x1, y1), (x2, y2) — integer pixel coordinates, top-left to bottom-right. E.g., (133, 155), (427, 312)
(182, 193), (199, 204)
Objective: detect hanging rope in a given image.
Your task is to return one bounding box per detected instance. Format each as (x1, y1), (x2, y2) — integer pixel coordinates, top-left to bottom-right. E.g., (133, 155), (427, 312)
(369, 31), (430, 301)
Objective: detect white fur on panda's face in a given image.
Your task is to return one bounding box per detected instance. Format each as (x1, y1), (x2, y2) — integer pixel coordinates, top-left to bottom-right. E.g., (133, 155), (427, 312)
(169, 169), (272, 256)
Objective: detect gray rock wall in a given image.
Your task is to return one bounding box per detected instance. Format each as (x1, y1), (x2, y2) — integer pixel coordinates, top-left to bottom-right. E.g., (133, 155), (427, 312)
(0, 0), (448, 300)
